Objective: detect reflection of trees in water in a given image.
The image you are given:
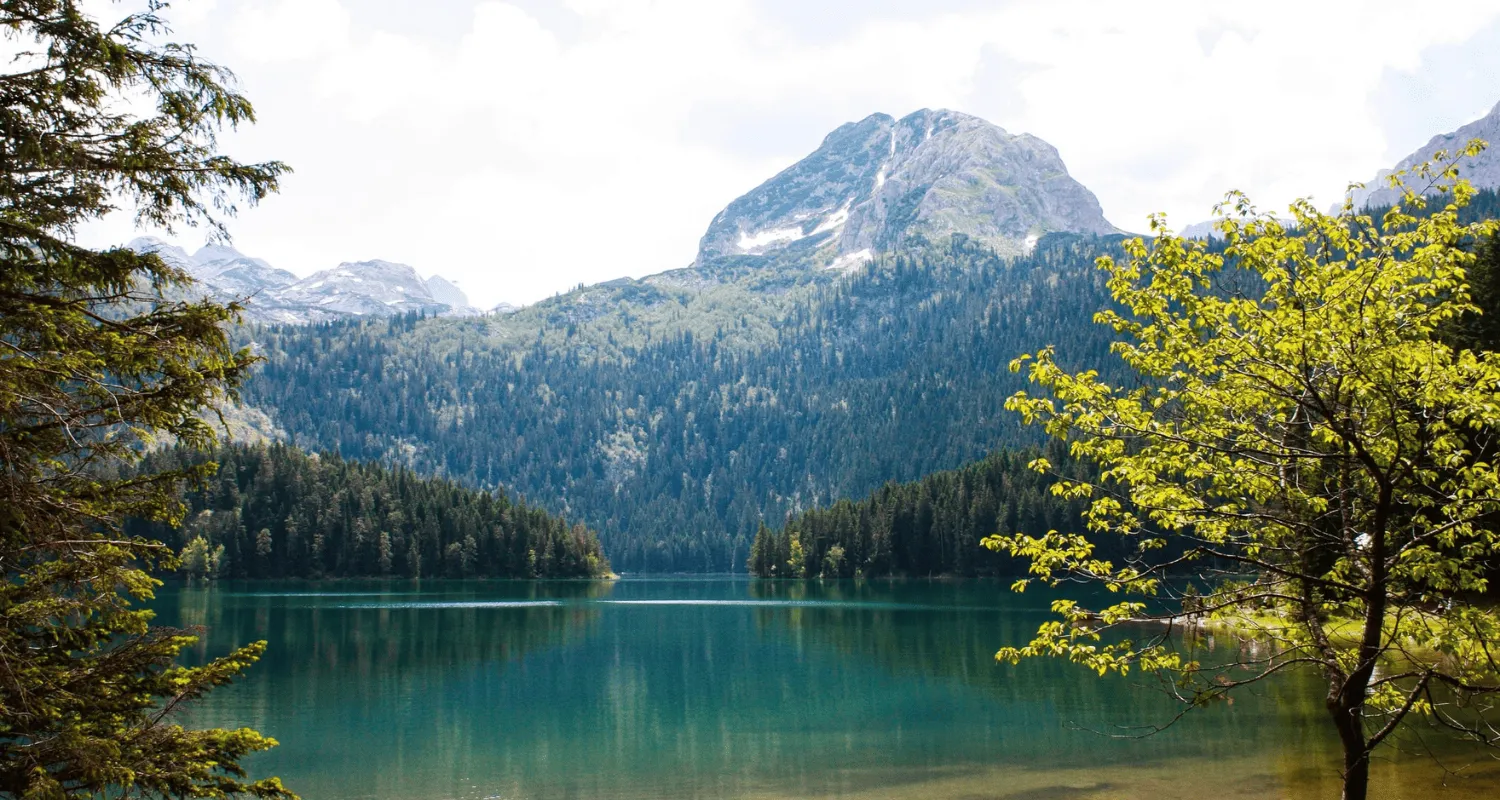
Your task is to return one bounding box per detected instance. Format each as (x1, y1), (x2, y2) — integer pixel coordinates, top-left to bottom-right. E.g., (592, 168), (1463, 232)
(164, 580), (612, 693)
(745, 580), (1500, 796)
(746, 580), (1325, 760)
(155, 581), (623, 799)
(151, 580), (1500, 800)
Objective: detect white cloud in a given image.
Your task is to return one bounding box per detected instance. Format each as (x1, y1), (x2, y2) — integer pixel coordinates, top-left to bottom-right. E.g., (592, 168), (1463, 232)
(73, 0), (1500, 307)
(229, 0), (351, 63)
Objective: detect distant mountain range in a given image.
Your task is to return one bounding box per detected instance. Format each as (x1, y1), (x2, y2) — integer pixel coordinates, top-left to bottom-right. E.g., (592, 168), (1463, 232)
(1177, 102), (1500, 237)
(128, 237), (482, 324)
(134, 109), (1117, 328)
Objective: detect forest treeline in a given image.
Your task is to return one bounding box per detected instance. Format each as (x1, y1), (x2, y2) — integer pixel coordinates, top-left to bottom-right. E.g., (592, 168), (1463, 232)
(747, 440), (1093, 578)
(240, 234), (1125, 572)
(232, 191), (1500, 573)
(128, 443), (610, 579)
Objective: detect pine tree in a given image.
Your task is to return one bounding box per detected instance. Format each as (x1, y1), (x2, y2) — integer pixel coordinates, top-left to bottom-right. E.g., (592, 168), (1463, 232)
(0, 1), (292, 795)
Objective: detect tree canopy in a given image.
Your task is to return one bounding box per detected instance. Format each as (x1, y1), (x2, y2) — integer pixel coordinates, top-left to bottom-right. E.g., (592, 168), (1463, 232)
(130, 443), (611, 580)
(0, 1), (291, 796)
(989, 145), (1500, 800)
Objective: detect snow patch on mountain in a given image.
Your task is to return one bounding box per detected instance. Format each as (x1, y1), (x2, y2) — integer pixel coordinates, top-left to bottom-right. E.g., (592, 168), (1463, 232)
(737, 226), (807, 252)
(696, 108), (1118, 268)
(827, 248), (873, 271)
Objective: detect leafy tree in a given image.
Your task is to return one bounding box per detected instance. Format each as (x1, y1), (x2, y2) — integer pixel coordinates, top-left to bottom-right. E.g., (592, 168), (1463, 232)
(0, 1), (290, 796)
(179, 535), (224, 582)
(989, 145), (1500, 800)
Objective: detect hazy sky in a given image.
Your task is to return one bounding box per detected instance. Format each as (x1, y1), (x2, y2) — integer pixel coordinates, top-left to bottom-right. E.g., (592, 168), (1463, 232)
(76, 0), (1500, 307)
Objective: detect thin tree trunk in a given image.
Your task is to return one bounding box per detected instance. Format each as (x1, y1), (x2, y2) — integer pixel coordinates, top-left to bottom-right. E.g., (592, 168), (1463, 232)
(1331, 700), (1371, 800)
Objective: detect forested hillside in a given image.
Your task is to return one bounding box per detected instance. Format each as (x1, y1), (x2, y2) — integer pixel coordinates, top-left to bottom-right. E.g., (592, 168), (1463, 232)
(747, 441), (1091, 578)
(240, 234), (1124, 572)
(233, 189), (1500, 573)
(128, 443), (610, 579)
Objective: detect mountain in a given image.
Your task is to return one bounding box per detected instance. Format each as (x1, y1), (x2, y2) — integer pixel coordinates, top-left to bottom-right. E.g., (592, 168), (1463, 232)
(1178, 216), (1293, 240)
(462, 109), (1117, 362)
(275, 260), (454, 318)
(126, 238), (478, 323)
(425, 275), (480, 316)
(1178, 220), (1222, 240)
(1351, 100), (1500, 210)
(228, 109), (1135, 572)
(240, 235), (1126, 572)
(188, 244), (299, 301)
(696, 109), (1117, 267)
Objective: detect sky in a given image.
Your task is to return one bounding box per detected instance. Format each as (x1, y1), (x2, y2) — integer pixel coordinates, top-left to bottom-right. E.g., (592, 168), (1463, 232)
(74, 0), (1500, 308)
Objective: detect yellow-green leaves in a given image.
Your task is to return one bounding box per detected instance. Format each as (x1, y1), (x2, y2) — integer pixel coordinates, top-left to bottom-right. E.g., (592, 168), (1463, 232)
(995, 145), (1500, 776)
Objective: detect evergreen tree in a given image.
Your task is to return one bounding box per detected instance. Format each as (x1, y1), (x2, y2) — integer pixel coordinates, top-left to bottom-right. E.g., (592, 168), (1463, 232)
(0, 1), (292, 795)
(747, 441), (1092, 578)
(131, 443), (611, 580)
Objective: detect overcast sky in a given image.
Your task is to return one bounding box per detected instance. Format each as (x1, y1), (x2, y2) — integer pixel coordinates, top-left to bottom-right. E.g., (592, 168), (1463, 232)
(76, 0), (1500, 308)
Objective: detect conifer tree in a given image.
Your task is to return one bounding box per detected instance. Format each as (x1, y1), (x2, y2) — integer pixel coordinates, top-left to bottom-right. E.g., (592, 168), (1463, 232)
(0, 1), (291, 796)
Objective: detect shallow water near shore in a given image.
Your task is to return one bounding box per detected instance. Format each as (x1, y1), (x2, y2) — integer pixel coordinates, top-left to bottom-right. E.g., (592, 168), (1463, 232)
(153, 577), (1500, 800)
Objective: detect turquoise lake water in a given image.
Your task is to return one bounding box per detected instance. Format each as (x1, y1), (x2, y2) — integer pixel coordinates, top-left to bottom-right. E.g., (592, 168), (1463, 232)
(152, 578), (1500, 800)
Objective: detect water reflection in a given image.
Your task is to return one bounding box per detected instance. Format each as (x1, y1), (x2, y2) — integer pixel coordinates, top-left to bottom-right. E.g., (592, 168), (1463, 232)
(151, 578), (1500, 800)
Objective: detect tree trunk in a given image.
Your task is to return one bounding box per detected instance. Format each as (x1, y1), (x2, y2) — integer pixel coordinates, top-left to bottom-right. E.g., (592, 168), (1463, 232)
(1331, 696), (1371, 800)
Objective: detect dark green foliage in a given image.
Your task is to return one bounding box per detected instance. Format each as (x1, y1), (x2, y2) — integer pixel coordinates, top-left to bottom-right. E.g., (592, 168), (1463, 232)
(129, 443), (611, 580)
(0, 1), (294, 796)
(1440, 233), (1500, 352)
(747, 441), (1092, 578)
(241, 234), (1124, 573)
(233, 189), (1500, 575)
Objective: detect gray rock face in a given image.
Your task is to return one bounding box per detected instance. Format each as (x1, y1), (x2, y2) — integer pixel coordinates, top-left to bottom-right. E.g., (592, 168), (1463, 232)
(424, 275), (479, 316)
(276, 260), (448, 318)
(1178, 217), (1293, 241)
(1351, 101), (1500, 210)
(125, 238), (477, 324)
(695, 109), (1117, 267)
(188, 244), (298, 299)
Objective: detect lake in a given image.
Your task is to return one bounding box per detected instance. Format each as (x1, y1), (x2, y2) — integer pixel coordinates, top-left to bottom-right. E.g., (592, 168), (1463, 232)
(153, 578), (1499, 800)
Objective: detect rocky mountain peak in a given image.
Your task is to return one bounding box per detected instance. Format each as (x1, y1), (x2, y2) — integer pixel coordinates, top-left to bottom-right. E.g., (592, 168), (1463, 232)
(695, 108), (1117, 269)
(1351, 100), (1500, 210)
(276, 260), (443, 318)
(127, 236), (195, 271)
(424, 274), (474, 313)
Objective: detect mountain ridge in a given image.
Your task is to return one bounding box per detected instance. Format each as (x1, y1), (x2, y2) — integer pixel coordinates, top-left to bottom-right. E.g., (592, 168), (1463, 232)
(695, 108), (1117, 269)
(127, 238), (481, 324)
(1351, 100), (1500, 210)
